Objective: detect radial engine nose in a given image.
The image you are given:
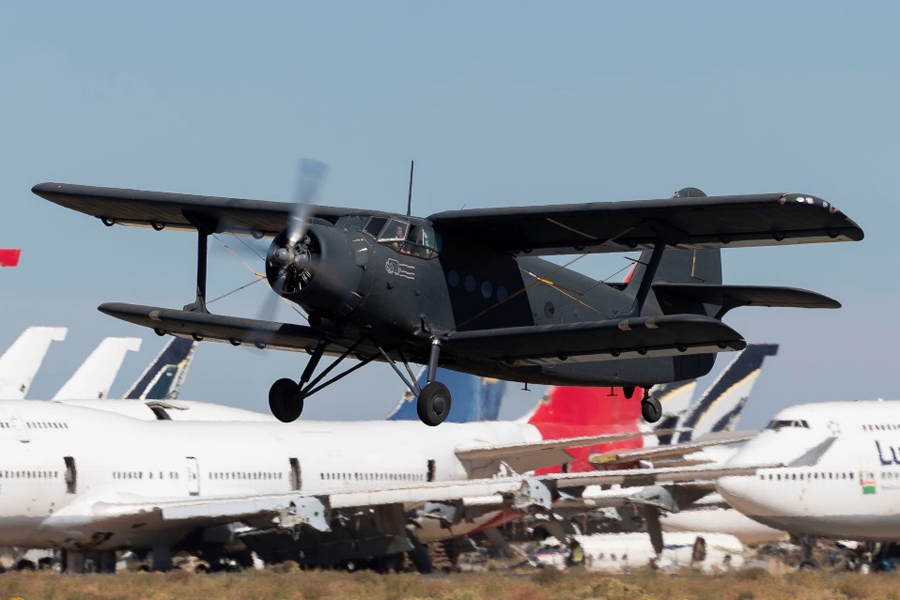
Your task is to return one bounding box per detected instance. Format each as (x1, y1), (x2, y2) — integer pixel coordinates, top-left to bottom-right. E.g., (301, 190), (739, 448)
(265, 222), (366, 319)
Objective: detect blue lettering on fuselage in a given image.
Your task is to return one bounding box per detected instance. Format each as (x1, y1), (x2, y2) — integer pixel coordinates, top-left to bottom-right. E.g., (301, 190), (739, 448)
(875, 440), (899, 466)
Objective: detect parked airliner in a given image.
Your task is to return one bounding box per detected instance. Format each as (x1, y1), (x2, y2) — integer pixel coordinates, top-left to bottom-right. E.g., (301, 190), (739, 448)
(718, 400), (900, 543)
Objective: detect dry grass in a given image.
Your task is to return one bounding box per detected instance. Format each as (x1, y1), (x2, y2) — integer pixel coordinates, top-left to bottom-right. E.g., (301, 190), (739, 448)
(0, 568), (898, 600)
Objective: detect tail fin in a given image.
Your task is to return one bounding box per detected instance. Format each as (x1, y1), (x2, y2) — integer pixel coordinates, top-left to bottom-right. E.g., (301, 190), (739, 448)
(53, 337), (142, 400)
(124, 337), (197, 400)
(0, 327), (67, 399)
(676, 343), (779, 442)
(648, 379), (699, 445)
(386, 368), (506, 422)
(624, 188), (722, 294)
(525, 385), (645, 475)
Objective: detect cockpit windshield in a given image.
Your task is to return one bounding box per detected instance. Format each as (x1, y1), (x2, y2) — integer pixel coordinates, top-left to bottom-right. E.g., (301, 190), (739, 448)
(334, 215), (439, 259)
(766, 419), (810, 431)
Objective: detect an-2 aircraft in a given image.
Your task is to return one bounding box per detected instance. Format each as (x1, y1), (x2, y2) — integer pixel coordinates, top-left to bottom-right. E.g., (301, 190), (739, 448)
(32, 169), (863, 426)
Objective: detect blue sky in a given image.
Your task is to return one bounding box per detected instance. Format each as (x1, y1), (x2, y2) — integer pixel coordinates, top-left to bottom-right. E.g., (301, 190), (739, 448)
(1, 2), (898, 426)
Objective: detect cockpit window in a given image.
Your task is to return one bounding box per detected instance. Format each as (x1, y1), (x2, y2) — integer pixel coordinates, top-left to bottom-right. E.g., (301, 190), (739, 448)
(378, 219), (409, 243)
(766, 419), (810, 431)
(364, 217), (388, 238)
(338, 215), (368, 232)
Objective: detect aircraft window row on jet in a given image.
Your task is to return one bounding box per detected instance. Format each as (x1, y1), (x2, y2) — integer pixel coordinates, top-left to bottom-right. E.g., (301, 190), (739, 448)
(209, 471), (283, 481)
(113, 471), (180, 480)
(320, 472), (425, 482)
(862, 424), (900, 431)
(760, 471), (855, 481)
(2, 422), (71, 430)
(766, 419), (810, 430)
(0, 470), (58, 479)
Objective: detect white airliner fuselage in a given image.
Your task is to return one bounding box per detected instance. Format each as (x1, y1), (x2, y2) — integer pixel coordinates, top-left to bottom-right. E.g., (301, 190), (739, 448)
(0, 400), (537, 551)
(718, 401), (900, 541)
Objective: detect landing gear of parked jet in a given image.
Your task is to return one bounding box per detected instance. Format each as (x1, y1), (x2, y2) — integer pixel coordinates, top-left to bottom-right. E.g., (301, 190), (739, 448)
(641, 392), (662, 423)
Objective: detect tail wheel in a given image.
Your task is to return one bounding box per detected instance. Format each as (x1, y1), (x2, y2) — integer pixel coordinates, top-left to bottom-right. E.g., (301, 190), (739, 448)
(269, 378), (305, 422)
(641, 396), (662, 423)
(417, 382), (452, 426)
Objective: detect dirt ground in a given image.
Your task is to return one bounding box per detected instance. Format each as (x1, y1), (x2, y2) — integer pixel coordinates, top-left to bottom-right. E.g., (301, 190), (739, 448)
(0, 567), (899, 600)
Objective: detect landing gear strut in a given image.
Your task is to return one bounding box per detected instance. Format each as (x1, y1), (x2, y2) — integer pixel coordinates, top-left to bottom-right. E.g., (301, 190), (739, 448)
(641, 390), (662, 423)
(377, 339), (452, 426)
(268, 339), (375, 423)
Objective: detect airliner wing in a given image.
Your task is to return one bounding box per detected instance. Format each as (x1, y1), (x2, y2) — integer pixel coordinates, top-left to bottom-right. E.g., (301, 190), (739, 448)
(87, 477), (554, 533)
(456, 429), (682, 477)
(587, 431), (756, 467)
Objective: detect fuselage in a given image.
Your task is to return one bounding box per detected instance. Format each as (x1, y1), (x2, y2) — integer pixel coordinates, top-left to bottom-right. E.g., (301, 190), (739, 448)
(287, 218), (718, 387)
(718, 400), (900, 542)
(0, 400), (537, 551)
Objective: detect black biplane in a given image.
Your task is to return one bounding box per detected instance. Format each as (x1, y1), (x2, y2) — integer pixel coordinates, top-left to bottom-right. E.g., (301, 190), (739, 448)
(33, 174), (863, 426)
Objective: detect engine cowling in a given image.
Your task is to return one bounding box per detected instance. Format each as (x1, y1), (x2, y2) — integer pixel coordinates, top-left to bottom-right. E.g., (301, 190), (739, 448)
(265, 222), (366, 320)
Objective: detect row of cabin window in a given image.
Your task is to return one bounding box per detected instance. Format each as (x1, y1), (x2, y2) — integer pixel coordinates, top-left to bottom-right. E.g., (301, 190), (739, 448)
(0, 470), (58, 479)
(863, 424), (900, 431)
(210, 472), (283, 481)
(320, 472), (424, 482)
(760, 471), (856, 481)
(114, 471), (180, 480)
(0, 422), (69, 430)
(27, 422), (69, 429)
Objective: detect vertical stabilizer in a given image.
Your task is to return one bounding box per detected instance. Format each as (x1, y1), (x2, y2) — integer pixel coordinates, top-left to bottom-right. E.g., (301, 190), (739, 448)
(386, 368), (506, 423)
(124, 337), (197, 400)
(53, 337), (142, 400)
(624, 188), (722, 300)
(676, 344), (779, 442)
(0, 327), (67, 399)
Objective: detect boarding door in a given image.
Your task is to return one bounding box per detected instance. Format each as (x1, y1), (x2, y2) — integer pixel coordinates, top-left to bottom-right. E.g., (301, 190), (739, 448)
(186, 457), (200, 496)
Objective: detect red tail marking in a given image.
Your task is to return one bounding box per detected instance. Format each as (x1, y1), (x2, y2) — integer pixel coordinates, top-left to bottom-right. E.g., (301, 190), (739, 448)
(0, 249), (20, 267)
(528, 385), (645, 474)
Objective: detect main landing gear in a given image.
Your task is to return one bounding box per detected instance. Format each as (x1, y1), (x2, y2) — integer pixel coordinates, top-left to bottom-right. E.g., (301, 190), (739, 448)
(268, 337), (452, 426)
(624, 386), (662, 424)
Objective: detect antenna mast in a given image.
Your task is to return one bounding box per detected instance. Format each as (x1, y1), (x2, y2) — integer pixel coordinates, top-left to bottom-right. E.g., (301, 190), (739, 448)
(406, 160), (415, 217)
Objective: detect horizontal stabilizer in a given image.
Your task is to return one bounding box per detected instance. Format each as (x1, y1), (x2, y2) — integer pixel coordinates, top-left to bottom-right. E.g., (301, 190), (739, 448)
(653, 284), (840, 316)
(444, 315), (746, 366)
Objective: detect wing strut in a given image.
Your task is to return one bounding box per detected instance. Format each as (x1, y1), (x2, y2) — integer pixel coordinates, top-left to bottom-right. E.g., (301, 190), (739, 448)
(182, 213), (217, 314)
(624, 234), (666, 317)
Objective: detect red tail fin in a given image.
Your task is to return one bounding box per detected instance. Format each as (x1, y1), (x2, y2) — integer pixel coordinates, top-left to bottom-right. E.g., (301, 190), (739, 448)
(528, 385), (645, 474)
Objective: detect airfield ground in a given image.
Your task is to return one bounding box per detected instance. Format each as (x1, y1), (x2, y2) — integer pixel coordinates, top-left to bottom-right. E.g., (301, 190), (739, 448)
(0, 568), (897, 600)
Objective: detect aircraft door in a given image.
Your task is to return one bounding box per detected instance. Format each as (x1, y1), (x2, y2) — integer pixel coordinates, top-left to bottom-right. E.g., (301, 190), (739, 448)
(186, 457), (200, 496)
(289, 458), (301, 491)
(10, 415), (29, 443)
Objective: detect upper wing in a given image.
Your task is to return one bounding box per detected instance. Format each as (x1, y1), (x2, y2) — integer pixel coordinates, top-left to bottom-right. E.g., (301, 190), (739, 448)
(32, 183), (390, 236)
(455, 429), (681, 477)
(429, 193), (863, 255)
(443, 314), (746, 366)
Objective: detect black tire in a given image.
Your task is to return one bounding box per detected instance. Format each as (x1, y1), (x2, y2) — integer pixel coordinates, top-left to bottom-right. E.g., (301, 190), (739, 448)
(417, 382), (452, 426)
(269, 378), (305, 423)
(641, 396), (662, 423)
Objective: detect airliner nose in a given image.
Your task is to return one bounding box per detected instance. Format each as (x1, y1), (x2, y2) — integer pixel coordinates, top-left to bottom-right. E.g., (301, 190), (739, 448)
(716, 475), (772, 519)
